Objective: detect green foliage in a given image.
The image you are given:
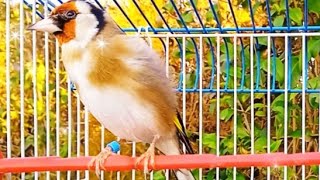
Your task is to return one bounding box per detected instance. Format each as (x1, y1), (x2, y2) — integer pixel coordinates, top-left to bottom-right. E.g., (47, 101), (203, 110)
(202, 1), (320, 178)
(308, 0), (320, 14)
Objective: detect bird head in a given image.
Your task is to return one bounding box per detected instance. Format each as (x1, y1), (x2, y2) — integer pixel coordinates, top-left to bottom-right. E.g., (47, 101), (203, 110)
(28, 0), (106, 45)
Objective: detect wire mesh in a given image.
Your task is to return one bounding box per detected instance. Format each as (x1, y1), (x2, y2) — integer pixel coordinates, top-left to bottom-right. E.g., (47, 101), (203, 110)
(2, 0), (320, 180)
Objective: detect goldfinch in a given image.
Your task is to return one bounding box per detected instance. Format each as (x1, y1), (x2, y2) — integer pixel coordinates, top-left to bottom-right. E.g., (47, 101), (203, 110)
(28, 0), (195, 179)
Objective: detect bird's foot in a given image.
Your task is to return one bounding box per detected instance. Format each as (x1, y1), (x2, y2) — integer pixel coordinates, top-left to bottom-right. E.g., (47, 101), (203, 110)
(136, 144), (156, 174)
(135, 135), (160, 174)
(88, 146), (114, 178)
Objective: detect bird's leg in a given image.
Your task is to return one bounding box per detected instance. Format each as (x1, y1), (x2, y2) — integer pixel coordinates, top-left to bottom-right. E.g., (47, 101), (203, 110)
(88, 146), (115, 178)
(135, 135), (160, 174)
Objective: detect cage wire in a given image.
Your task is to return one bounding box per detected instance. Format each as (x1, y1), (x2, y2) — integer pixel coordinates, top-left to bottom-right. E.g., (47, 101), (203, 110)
(2, 0), (320, 179)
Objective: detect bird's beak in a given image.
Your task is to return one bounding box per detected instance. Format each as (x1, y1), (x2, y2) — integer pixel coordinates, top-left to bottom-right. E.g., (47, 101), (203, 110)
(27, 18), (62, 33)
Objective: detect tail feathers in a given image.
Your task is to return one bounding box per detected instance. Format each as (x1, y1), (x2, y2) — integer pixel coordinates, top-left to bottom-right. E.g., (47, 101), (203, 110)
(175, 110), (194, 154)
(159, 110), (195, 180)
(173, 111), (195, 180)
(173, 169), (195, 180)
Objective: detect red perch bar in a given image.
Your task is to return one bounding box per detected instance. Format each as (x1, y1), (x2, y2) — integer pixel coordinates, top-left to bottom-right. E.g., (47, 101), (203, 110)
(0, 153), (320, 174)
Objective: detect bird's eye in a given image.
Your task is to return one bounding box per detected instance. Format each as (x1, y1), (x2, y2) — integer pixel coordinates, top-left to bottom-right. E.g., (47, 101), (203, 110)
(64, 10), (77, 19)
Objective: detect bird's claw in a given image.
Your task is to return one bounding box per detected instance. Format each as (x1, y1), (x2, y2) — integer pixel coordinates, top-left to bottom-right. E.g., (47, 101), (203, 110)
(135, 146), (155, 174)
(88, 147), (113, 178)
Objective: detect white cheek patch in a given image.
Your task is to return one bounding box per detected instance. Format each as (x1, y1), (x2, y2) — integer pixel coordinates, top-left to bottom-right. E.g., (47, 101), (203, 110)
(75, 1), (92, 13)
(73, 14), (99, 47)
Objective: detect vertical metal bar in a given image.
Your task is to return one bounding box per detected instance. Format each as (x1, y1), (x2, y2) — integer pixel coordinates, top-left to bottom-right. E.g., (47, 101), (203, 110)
(44, 0), (50, 179)
(199, 36), (203, 180)
(319, 80), (320, 180)
(19, 0), (25, 178)
(55, 39), (60, 180)
(100, 126), (105, 179)
(85, 107), (89, 179)
(301, 33), (306, 180)
(165, 35), (170, 180)
(319, 78), (320, 180)
(32, 0), (38, 179)
(5, 0), (11, 178)
(165, 36), (170, 78)
(233, 36), (237, 180)
(267, 35), (271, 180)
(45, 35), (50, 179)
(148, 33), (153, 180)
(67, 79), (72, 180)
(182, 36), (187, 153)
(216, 36), (220, 180)
(250, 36), (254, 180)
(132, 141), (136, 180)
(145, 27), (153, 48)
(117, 137), (121, 180)
(77, 94), (81, 180)
(284, 35), (288, 179)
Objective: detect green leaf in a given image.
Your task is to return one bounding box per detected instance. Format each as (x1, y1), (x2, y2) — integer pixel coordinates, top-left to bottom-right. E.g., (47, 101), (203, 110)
(311, 165), (319, 174)
(275, 58), (284, 86)
(220, 42), (234, 58)
(279, 0), (286, 11)
(289, 8), (303, 25)
(308, 39), (320, 58)
(246, 103), (266, 111)
(181, 11), (194, 23)
(309, 94), (320, 109)
(252, 2), (261, 14)
(206, 169), (215, 180)
(239, 94), (250, 103)
(60, 143), (68, 158)
(237, 118), (249, 139)
(308, 0), (320, 13)
(186, 39), (196, 52)
(287, 167), (296, 179)
(255, 93), (265, 99)
(220, 54), (228, 63)
(291, 55), (302, 87)
(186, 72), (196, 88)
(209, 102), (216, 115)
(273, 15), (285, 26)
(206, 9), (214, 21)
(229, 67), (243, 79)
(207, 50), (213, 67)
(276, 126), (284, 138)
(203, 133), (216, 150)
(255, 127), (266, 138)
(270, 9), (277, 16)
(153, 171), (165, 180)
(25, 135), (34, 150)
(221, 136), (234, 154)
(271, 94), (284, 107)
(172, 49), (181, 58)
(272, 106), (284, 115)
(220, 108), (234, 121)
(271, 93), (298, 108)
(289, 93), (298, 101)
(290, 129), (302, 138)
(191, 169), (200, 180)
(221, 95), (233, 107)
(163, 2), (174, 13)
(255, 136), (267, 152)
(236, 173), (246, 180)
(256, 111), (265, 117)
(309, 77), (320, 89)
(270, 140), (282, 152)
(257, 37), (267, 46)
